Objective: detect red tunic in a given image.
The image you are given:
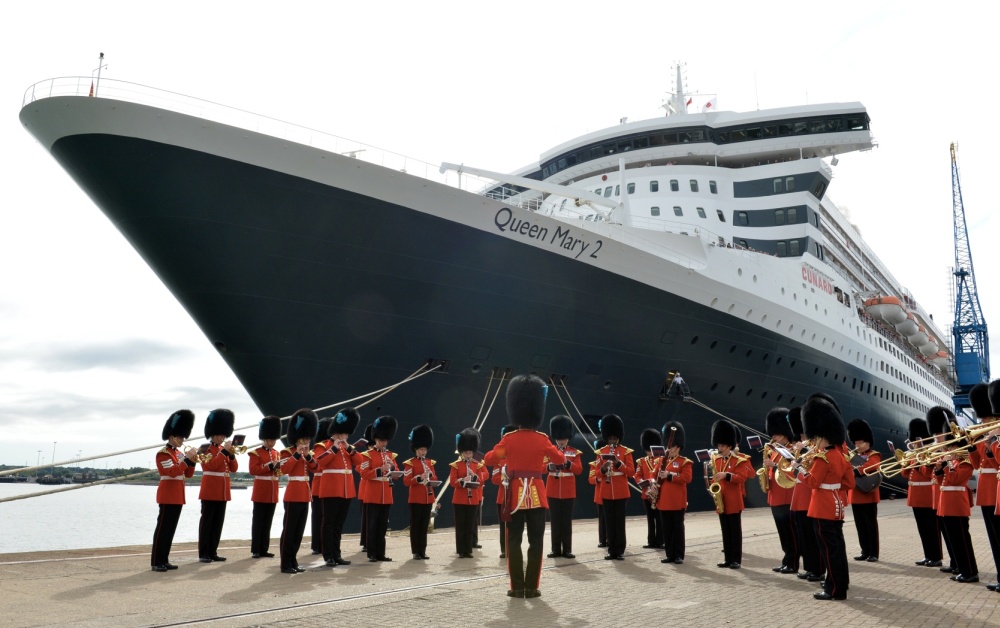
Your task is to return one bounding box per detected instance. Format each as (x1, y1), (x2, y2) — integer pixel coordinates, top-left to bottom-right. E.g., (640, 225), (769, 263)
(545, 446), (583, 500)
(248, 446), (281, 504)
(971, 441), (999, 508)
(449, 459), (489, 505)
(588, 460), (603, 505)
(937, 458), (974, 517)
(802, 448), (852, 520)
(492, 464), (507, 505)
(849, 451), (882, 505)
(654, 455), (693, 511)
(634, 455), (659, 502)
(280, 448), (317, 503)
(156, 446), (195, 505)
(594, 444), (635, 502)
(199, 444), (238, 501)
(484, 429), (563, 510)
(315, 441), (363, 499)
(712, 452), (754, 514)
(359, 449), (399, 505)
(901, 462), (935, 509)
(402, 457), (438, 505)
(765, 450), (794, 507)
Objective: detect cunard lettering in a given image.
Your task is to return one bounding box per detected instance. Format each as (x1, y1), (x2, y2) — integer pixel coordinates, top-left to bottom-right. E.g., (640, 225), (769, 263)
(801, 265), (834, 295)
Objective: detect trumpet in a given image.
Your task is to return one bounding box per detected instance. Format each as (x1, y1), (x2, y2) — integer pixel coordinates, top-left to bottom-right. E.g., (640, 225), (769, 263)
(232, 445), (248, 454)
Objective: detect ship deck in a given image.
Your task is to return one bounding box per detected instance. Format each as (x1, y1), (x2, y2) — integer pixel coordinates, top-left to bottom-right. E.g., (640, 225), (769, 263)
(2, 500), (998, 627)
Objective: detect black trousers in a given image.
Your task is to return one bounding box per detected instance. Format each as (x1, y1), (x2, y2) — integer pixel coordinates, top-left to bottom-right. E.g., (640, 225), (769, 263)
(321, 497), (352, 560)
(792, 509), (822, 575)
(473, 503), (481, 546)
(251, 502), (277, 555)
(603, 498), (628, 557)
(365, 502), (391, 559)
(198, 500), (227, 559)
(771, 504), (797, 569)
(597, 504), (607, 545)
(454, 504), (477, 554)
(939, 515), (956, 568)
(852, 503), (879, 558)
(912, 506), (942, 561)
(659, 509), (686, 560)
(151, 504), (182, 566)
(981, 505), (1000, 576)
(549, 497), (574, 554)
(507, 508), (546, 592)
(359, 499), (368, 547)
(496, 503), (507, 554)
(815, 518), (849, 598)
(942, 515), (979, 578)
(718, 512), (742, 564)
(643, 500), (663, 547)
(409, 503), (431, 555)
(310, 495), (323, 552)
(280, 501), (309, 570)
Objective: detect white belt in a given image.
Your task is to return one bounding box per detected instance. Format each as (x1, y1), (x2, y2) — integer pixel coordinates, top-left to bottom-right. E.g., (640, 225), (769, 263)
(159, 476), (185, 481)
(202, 471), (229, 477)
(253, 475), (278, 481)
(819, 483), (841, 490)
(940, 486), (967, 492)
(550, 472), (573, 478)
(323, 469), (352, 475)
(372, 477), (391, 482)
(909, 481), (933, 486)
(608, 472), (625, 476)
(980, 469), (998, 474)
(287, 476), (309, 481)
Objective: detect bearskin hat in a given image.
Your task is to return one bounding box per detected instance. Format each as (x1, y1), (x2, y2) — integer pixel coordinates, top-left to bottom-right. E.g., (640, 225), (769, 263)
(501, 423), (518, 438)
(908, 418), (931, 443)
(456, 427), (480, 453)
(162, 409), (195, 441)
(286, 408), (319, 443)
(802, 396), (846, 446)
(661, 421), (685, 450)
(550, 415), (574, 441)
(788, 407), (804, 438)
(847, 419), (874, 445)
(506, 374), (547, 429)
(258, 415), (282, 441)
(991, 380), (1000, 417)
(765, 407), (794, 441)
(599, 414), (624, 441)
(926, 406), (955, 435)
(316, 417), (335, 442)
(808, 392), (841, 415)
(711, 419), (737, 448)
(363, 423), (374, 445)
(372, 415), (398, 441)
(204, 408), (235, 439)
(409, 424), (433, 453)
(969, 383), (993, 419)
(640, 428), (662, 452)
(331, 407), (361, 436)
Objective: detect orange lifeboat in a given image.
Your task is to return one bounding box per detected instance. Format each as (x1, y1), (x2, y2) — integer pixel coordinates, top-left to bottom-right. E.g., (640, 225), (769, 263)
(907, 324), (929, 348)
(895, 313), (919, 337)
(863, 296), (907, 326)
(919, 335), (939, 356)
(930, 351), (950, 367)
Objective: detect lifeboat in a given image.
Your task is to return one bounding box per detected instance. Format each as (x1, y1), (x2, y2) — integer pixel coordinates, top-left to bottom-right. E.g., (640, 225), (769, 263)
(895, 313), (919, 337)
(930, 351), (950, 367)
(919, 335), (939, 356)
(863, 296), (907, 326)
(907, 324), (929, 348)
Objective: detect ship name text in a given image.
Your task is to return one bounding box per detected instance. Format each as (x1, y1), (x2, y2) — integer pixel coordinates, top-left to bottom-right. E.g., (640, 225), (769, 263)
(801, 264), (834, 295)
(493, 208), (602, 260)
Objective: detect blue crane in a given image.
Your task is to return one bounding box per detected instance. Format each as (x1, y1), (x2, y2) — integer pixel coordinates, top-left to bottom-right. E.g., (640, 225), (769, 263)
(950, 142), (990, 414)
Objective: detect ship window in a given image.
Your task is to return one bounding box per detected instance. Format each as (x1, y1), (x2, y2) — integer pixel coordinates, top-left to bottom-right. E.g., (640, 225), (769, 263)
(736, 211), (749, 226)
(773, 178), (783, 193)
(627, 182), (635, 194)
(827, 119), (842, 132)
(604, 187), (613, 198)
(651, 206), (660, 216)
(809, 120), (825, 134)
(746, 127), (762, 139)
(794, 121), (808, 135)
(716, 209), (726, 222)
(690, 180), (699, 192)
(732, 129), (747, 142)
(847, 116), (866, 130)
(717, 131), (729, 143)
(785, 177), (795, 192)
(709, 180), (718, 194)
(650, 180), (659, 192)
(789, 240), (800, 255)
(633, 136), (649, 149)
(776, 241), (787, 257)
(738, 239), (748, 248)
(778, 123), (793, 136)
(763, 125), (777, 137)
(594, 188), (601, 195)
(615, 185), (620, 196)
(674, 206), (683, 216)
(775, 209), (786, 225)
(814, 180), (828, 198)
(670, 179), (679, 192)
(788, 208), (798, 223)
(697, 207), (707, 219)
(718, 236), (725, 246)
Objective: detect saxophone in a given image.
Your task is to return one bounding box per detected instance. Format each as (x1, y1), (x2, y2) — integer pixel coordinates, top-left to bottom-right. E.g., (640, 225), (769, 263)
(706, 451), (724, 514)
(756, 444), (771, 493)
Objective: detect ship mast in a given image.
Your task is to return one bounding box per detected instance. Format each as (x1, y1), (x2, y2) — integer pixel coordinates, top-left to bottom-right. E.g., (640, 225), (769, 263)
(662, 63), (689, 116)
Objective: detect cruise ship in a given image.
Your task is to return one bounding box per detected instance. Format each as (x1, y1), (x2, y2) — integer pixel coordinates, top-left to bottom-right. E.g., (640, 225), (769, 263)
(19, 69), (955, 527)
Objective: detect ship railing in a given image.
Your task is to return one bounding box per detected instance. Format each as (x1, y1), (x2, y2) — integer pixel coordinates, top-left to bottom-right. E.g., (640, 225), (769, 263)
(21, 77), (502, 195)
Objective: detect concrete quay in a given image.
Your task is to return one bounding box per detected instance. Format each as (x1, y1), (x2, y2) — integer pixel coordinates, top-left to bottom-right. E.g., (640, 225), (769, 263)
(2, 500), (999, 627)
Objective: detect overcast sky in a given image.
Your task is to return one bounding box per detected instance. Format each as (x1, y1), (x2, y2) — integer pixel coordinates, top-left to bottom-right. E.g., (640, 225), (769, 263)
(2, 1), (997, 469)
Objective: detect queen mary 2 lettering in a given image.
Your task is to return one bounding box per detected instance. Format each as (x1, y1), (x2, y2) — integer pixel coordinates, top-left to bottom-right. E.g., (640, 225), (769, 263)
(20, 70), (956, 530)
(493, 207), (602, 259)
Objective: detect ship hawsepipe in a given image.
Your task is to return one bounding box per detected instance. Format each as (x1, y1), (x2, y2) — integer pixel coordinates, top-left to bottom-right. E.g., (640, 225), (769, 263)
(20, 91), (947, 531)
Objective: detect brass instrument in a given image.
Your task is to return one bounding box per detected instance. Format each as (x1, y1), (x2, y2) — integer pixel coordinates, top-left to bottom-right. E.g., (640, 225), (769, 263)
(232, 445), (248, 454)
(648, 427), (677, 504)
(706, 451), (724, 514)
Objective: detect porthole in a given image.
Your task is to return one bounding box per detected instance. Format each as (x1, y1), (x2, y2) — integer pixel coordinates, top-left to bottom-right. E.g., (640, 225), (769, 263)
(738, 268), (743, 277)
(761, 314), (768, 323)
(790, 360), (796, 368)
(728, 385), (736, 394)
(824, 370), (829, 378)
(746, 349), (753, 358)
(728, 304), (736, 313)
(804, 298), (809, 306)
(746, 309), (753, 319)
(781, 287), (786, 295)
(745, 388), (753, 397)
(776, 394), (784, 402)
(760, 391), (768, 399)
(691, 336), (699, 345)
(711, 297), (719, 307)
(710, 340), (718, 349)
(762, 352), (769, 361)
(814, 367), (819, 375)
(730, 345), (737, 354)
(793, 293), (797, 301)
(812, 333), (816, 341)
(753, 275), (758, 283)
(776, 357), (782, 365)
(603, 380), (612, 390)
(710, 382), (719, 391)
(471, 363), (482, 373)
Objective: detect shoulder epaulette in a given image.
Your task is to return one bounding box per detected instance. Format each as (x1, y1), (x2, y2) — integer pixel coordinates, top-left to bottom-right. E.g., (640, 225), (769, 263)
(449, 460), (461, 469)
(360, 450), (372, 459)
(390, 452), (398, 460)
(403, 457), (415, 466)
(158, 446), (169, 454)
(620, 446), (634, 455)
(735, 452), (751, 462)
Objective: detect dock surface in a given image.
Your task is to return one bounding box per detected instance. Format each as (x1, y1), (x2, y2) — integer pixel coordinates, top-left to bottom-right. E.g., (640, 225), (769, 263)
(3, 500), (999, 627)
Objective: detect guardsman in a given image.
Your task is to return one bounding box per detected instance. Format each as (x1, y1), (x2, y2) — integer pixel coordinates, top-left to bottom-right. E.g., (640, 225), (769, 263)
(151, 409), (197, 572)
(786, 408), (823, 582)
(450, 428), (488, 558)
(315, 408), (363, 567)
(763, 407), (797, 574)
(403, 424), (437, 560)
(935, 439), (979, 583)
(655, 420), (692, 565)
(360, 415), (400, 562)
(588, 438), (607, 548)
(901, 417), (942, 568)
(279, 409), (319, 573)
(492, 424), (518, 559)
(969, 383), (1000, 591)
(545, 415), (583, 559)
(928, 406), (958, 574)
(987, 379), (1000, 591)
(634, 428), (664, 550)
(198, 409), (238, 563)
(710, 419), (754, 569)
(484, 374), (565, 598)
(791, 395), (854, 601)
(847, 418), (881, 562)
(359, 422), (373, 552)
(310, 417), (334, 556)
(249, 415), (282, 558)
(596, 414), (634, 560)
